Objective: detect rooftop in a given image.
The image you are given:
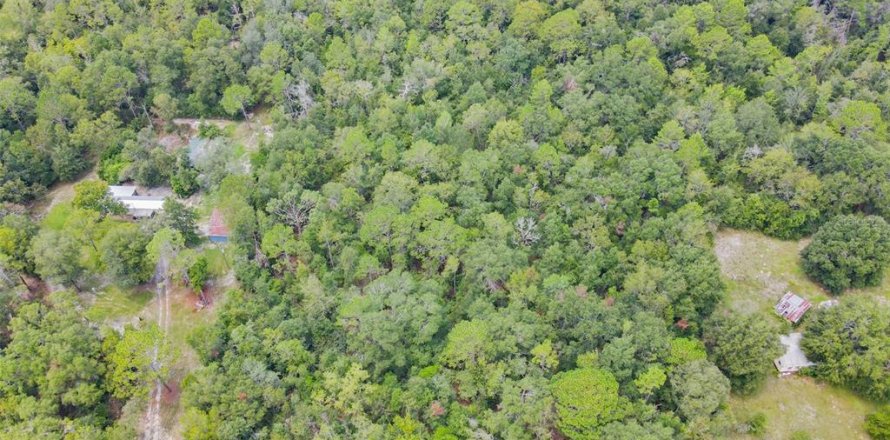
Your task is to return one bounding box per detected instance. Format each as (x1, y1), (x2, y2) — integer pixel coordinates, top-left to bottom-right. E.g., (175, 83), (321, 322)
(774, 332), (815, 374)
(108, 185), (138, 198)
(117, 196), (165, 217)
(117, 196), (166, 207)
(209, 208), (229, 237)
(775, 292), (811, 323)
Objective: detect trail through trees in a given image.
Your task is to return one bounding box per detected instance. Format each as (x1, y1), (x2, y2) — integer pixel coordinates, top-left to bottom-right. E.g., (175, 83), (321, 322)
(143, 255), (171, 440)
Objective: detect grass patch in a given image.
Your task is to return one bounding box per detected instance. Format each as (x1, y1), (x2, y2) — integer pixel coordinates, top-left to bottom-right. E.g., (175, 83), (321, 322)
(232, 143), (246, 158)
(223, 123), (238, 138)
(86, 285), (153, 322)
(156, 284), (224, 436)
(166, 286), (219, 352)
(715, 229), (890, 319)
(201, 247), (230, 277)
(729, 375), (877, 439)
(716, 229), (886, 439)
(714, 229), (827, 318)
(231, 108), (270, 153)
(42, 203), (74, 230)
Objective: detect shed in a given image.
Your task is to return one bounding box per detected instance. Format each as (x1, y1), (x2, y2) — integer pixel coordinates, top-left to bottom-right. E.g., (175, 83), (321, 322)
(108, 185), (137, 198)
(774, 333), (815, 376)
(775, 292), (811, 323)
(117, 196), (165, 218)
(208, 208), (229, 243)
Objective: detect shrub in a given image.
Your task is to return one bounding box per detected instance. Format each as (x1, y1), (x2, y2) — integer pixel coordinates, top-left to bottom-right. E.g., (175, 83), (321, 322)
(866, 406), (890, 440)
(801, 215), (890, 293)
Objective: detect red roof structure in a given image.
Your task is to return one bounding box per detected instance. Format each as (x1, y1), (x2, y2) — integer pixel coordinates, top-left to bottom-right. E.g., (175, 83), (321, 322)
(209, 208), (229, 239)
(775, 292), (811, 323)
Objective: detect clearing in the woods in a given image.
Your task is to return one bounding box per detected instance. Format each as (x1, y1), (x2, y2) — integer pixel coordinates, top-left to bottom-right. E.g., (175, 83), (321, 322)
(715, 229), (886, 439)
(715, 229), (889, 316)
(35, 116), (259, 439)
(85, 244), (230, 439)
(729, 375), (877, 440)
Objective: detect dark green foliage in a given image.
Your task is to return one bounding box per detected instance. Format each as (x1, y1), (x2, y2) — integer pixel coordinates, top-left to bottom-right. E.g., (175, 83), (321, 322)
(802, 297), (890, 401)
(188, 257), (208, 293)
(703, 314), (782, 394)
(669, 359), (731, 422)
(339, 271), (446, 377)
(160, 198), (200, 245)
(0, 292), (115, 437)
(801, 215), (890, 293)
(727, 192), (821, 239)
(598, 312), (671, 386)
(99, 223), (152, 286)
(28, 228), (86, 288)
(736, 98), (780, 149)
(3, 0), (890, 437)
(599, 419), (675, 440)
(746, 412), (767, 436)
(124, 142), (175, 188)
(866, 406), (890, 440)
(171, 153), (200, 198)
(0, 212), (37, 282)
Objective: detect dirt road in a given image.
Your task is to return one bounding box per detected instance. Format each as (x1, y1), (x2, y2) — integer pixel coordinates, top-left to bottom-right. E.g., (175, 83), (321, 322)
(142, 256), (171, 440)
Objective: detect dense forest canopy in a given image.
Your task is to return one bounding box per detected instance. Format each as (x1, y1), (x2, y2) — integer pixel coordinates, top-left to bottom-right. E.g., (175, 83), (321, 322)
(1, 0), (889, 438)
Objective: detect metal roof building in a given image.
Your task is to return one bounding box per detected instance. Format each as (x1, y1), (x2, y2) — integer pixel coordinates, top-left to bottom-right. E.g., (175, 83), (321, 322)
(116, 196), (165, 218)
(108, 185), (138, 198)
(774, 332), (816, 375)
(775, 292), (811, 323)
(107, 186), (165, 218)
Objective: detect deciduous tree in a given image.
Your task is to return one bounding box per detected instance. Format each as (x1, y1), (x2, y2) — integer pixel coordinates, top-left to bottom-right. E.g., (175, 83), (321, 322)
(106, 323), (173, 400)
(703, 314), (782, 394)
(801, 215), (890, 293)
(73, 179), (126, 216)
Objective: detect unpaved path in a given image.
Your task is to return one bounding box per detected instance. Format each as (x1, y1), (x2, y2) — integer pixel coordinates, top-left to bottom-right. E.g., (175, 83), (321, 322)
(143, 256), (171, 440)
(31, 170), (98, 214)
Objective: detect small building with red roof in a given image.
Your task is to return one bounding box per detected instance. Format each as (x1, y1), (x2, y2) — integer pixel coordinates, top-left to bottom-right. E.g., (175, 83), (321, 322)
(208, 208), (229, 243)
(775, 292), (811, 323)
